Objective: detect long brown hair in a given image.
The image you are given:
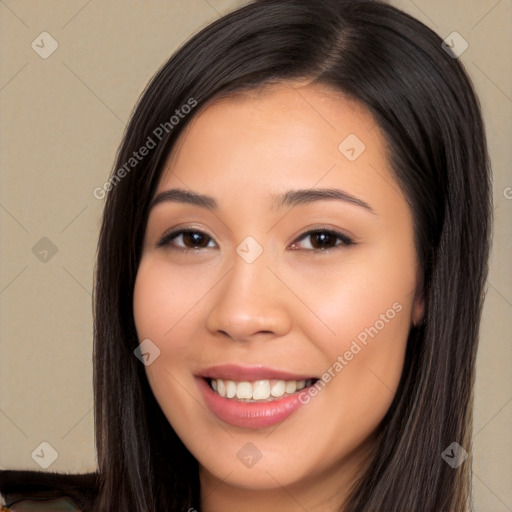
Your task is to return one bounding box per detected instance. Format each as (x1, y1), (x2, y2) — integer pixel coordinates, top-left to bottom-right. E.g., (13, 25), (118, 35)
(93, 1), (492, 510)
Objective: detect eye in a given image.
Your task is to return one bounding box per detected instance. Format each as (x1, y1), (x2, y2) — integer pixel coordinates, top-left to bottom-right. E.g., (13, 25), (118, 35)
(289, 229), (354, 252)
(157, 227), (354, 253)
(157, 229), (216, 251)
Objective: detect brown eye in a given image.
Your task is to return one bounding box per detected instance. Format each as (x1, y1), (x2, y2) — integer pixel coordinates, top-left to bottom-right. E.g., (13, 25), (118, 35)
(290, 229), (354, 251)
(157, 229), (216, 250)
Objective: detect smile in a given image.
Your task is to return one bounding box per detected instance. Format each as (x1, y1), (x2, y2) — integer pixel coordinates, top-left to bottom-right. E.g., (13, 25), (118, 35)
(196, 365), (320, 429)
(208, 378), (314, 402)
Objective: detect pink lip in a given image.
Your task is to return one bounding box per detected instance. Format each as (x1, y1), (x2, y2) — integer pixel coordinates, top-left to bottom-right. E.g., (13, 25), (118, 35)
(195, 365), (318, 429)
(196, 364), (315, 381)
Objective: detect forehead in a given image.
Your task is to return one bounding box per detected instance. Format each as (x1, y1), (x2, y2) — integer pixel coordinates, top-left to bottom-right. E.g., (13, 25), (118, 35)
(157, 81), (397, 209)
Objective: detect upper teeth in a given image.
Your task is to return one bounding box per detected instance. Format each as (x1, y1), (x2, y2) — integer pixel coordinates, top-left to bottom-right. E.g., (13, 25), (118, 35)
(210, 378), (312, 401)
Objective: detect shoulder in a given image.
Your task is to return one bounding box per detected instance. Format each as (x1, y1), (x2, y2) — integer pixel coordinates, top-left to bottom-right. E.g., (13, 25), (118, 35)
(0, 469), (99, 511)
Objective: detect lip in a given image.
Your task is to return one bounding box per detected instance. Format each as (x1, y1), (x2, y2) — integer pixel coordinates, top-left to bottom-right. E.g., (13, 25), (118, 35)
(195, 364), (318, 429)
(196, 364), (315, 382)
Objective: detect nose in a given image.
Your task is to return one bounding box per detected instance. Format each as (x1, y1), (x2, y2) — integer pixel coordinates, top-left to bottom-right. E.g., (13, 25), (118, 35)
(205, 249), (293, 343)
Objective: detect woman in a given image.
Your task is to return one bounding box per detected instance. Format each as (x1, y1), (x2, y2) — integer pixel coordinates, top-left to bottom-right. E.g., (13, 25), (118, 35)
(0, 1), (491, 511)
(91, 0), (489, 510)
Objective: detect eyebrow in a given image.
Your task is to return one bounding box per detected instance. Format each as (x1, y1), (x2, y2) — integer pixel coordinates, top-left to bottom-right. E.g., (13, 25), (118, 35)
(149, 187), (375, 214)
(271, 188), (375, 214)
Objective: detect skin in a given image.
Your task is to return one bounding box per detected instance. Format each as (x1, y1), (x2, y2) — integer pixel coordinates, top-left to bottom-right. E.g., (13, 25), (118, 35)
(133, 81), (424, 512)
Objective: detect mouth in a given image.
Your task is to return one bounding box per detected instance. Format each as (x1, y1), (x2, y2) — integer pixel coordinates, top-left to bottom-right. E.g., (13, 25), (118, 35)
(207, 377), (317, 402)
(196, 365), (320, 429)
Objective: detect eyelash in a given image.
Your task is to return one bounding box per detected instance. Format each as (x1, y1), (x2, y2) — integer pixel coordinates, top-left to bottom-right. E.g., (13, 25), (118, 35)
(156, 227), (354, 253)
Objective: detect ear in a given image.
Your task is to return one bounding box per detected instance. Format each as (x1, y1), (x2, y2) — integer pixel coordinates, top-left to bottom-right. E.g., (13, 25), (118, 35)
(412, 273), (425, 327)
(412, 291), (424, 327)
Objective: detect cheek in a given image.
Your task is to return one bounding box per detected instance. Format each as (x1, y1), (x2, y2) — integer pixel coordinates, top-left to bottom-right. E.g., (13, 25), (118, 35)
(133, 259), (168, 340)
(133, 257), (213, 343)
(288, 259), (412, 464)
(285, 245), (415, 410)
(133, 259), (204, 424)
(283, 247), (416, 348)
(133, 259), (195, 398)
(132, 256), (219, 381)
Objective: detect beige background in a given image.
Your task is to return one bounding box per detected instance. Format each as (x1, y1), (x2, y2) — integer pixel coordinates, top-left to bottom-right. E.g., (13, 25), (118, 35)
(0, 1), (510, 510)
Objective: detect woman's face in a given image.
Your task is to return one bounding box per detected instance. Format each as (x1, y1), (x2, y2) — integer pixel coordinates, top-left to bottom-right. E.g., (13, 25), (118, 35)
(133, 82), (423, 508)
